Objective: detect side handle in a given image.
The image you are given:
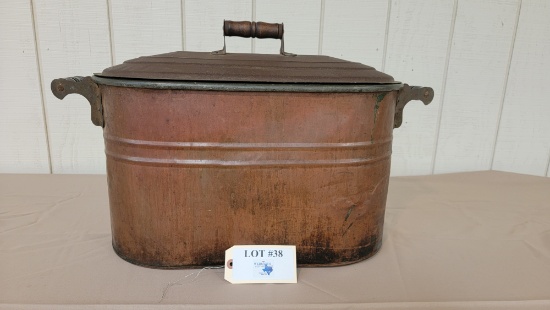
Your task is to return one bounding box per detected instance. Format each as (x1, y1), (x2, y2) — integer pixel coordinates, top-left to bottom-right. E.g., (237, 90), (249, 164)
(51, 76), (104, 127)
(394, 84), (434, 128)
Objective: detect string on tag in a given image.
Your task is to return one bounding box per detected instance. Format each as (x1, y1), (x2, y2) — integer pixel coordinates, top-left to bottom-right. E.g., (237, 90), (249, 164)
(159, 265), (224, 303)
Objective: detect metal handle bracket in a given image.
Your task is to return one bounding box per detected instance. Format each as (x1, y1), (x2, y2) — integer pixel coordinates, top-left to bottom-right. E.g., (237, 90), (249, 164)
(51, 76), (104, 127)
(394, 84), (434, 128)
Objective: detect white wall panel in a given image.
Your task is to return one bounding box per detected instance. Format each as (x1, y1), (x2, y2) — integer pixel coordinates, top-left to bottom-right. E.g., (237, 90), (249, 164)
(110, 0), (183, 64)
(322, 0), (389, 70)
(492, 0), (550, 176)
(386, 0), (454, 176)
(0, 1), (50, 173)
(185, 0), (252, 53)
(255, 0), (321, 55)
(34, 0), (111, 174)
(434, 0), (519, 174)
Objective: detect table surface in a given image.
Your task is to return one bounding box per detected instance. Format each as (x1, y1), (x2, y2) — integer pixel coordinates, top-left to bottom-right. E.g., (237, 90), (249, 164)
(1, 171), (550, 309)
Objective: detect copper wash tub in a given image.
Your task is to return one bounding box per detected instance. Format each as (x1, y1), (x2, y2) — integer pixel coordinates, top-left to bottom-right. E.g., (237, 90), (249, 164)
(51, 21), (434, 268)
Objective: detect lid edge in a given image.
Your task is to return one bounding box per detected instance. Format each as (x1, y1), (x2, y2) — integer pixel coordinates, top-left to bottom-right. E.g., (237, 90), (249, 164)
(92, 75), (403, 93)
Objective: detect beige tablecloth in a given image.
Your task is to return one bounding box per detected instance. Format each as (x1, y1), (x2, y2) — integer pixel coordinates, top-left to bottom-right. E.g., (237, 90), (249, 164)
(1, 171), (549, 309)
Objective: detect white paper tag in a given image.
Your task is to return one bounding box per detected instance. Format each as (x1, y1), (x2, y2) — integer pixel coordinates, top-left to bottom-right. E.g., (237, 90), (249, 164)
(224, 245), (297, 284)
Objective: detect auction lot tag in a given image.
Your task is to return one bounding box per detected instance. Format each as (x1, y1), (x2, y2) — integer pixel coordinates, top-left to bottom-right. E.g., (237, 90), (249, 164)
(224, 245), (297, 284)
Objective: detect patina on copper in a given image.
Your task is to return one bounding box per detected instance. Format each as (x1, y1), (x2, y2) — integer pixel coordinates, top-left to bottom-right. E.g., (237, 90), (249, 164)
(50, 20), (434, 268)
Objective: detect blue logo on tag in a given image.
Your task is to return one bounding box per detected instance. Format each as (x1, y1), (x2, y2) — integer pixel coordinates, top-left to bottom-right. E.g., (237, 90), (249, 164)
(254, 261), (274, 276)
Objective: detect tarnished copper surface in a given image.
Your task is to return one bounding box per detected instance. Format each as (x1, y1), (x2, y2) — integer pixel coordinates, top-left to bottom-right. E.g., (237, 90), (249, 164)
(101, 86), (396, 268)
(50, 20), (434, 268)
(98, 51), (395, 84)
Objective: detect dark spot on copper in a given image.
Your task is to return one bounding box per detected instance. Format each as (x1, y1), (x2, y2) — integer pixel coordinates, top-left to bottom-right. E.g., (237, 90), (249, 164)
(345, 205), (356, 221)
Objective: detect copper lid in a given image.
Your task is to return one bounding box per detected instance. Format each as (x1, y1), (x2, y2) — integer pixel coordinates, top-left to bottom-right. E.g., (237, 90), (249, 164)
(97, 51), (394, 84)
(97, 21), (394, 84)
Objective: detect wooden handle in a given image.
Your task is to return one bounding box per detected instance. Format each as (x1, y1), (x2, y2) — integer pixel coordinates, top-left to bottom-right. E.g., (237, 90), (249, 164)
(223, 20), (284, 39)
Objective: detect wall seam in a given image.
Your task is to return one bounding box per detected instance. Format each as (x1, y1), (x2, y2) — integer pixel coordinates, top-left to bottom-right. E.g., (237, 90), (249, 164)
(318, 0), (325, 55)
(106, 0), (116, 65)
(181, 0), (186, 51)
(430, 0), (458, 174)
(380, 0), (392, 72)
(545, 146), (550, 177)
(30, 0), (53, 174)
(489, 0), (522, 171)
